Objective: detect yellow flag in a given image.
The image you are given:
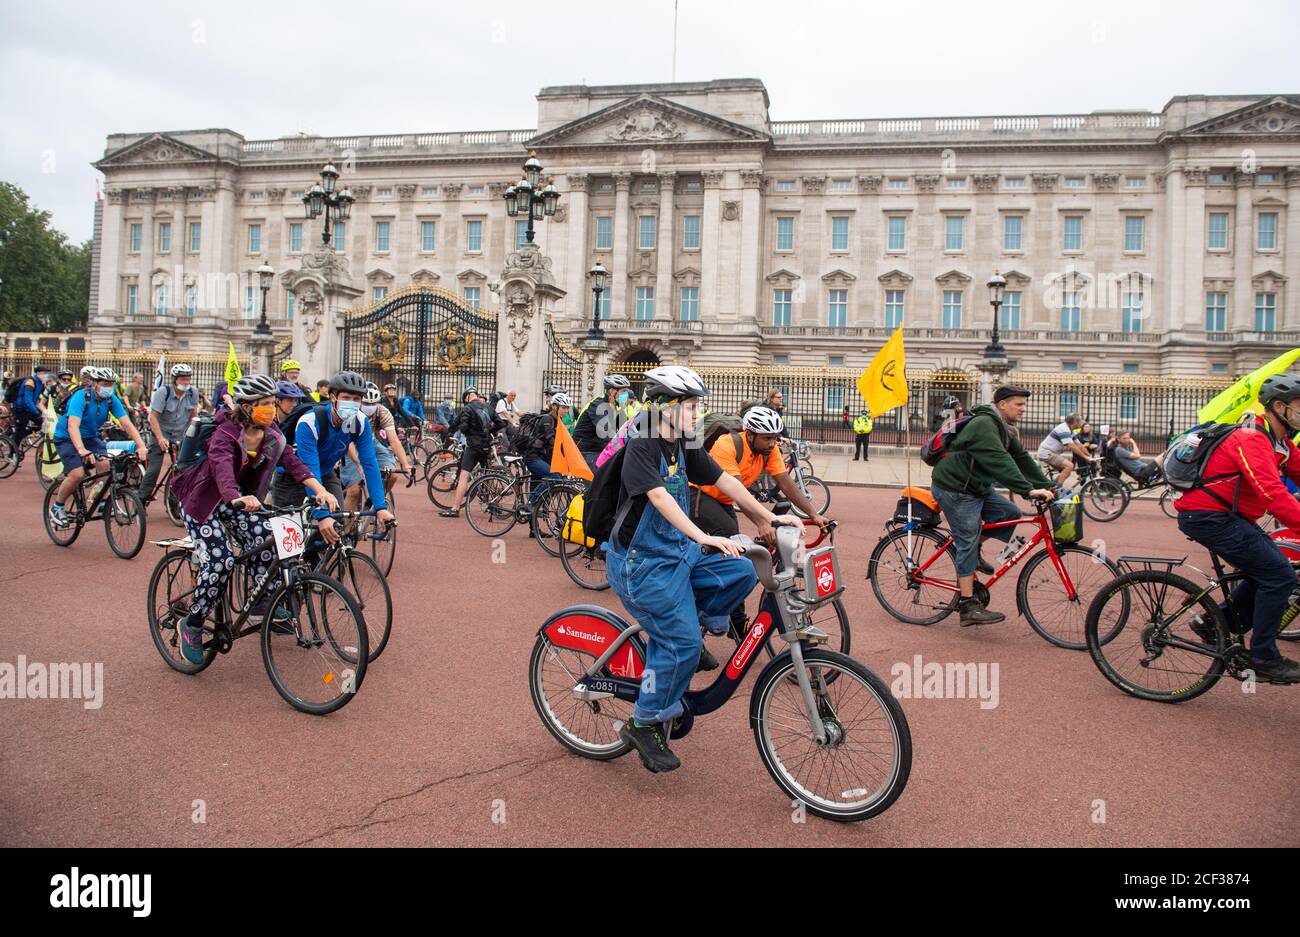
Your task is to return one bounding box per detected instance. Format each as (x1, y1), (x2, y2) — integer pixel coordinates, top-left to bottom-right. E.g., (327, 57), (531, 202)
(224, 342), (243, 385)
(1197, 347), (1300, 425)
(551, 415), (594, 481)
(858, 326), (908, 417)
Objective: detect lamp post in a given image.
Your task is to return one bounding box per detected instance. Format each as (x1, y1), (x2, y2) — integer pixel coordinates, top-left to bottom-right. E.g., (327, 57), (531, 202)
(301, 163), (355, 247)
(503, 151), (561, 245)
(254, 262), (274, 337)
(984, 271), (1007, 360)
(587, 260), (608, 340)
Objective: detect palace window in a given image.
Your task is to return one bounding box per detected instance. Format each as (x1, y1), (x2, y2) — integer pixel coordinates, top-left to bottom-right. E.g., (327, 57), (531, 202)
(1003, 215), (1023, 251)
(944, 216), (965, 252)
(374, 221), (390, 252)
(290, 223), (303, 253)
(942, 290), (963, 328)
(466, 219), (483, 252)
(1256, 292), (1277, 332)
(635, 286), (655, 321)
(1001, 291), (1022, 330)
(1207, 212), (1229, 251)
(638, 215), (657, 250)
(463, 287), (480, 309)
(772, 289), (792, 326)
(1122, 292), (1144, 332)
(682, 215), (701, 250)
(830, 216), (850, 252)
(887, 216), (906, 252)
(1063, 215), (1083, 252)
(189, 222), (201, 252)
(248, 224), (261, 253)
(828, 289), (848, 328)
(129, 223), (141, 252)
(775, 217), (794, 252)
(884, 290), (905, 328)
(158, 223), (170, 252)
(1258, 212), (1278, 251)
(1061, 291), (1081, 331)
(1205, 292), (1227, 332)
(1124, 216), (1145, 252)
(679, 286), (699, 321)
(421, 221), (436, 252)
(595, 216), (613, 250)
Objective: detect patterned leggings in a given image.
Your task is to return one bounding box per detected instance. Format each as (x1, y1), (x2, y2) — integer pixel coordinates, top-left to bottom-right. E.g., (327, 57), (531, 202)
(180, 502), (275, 621)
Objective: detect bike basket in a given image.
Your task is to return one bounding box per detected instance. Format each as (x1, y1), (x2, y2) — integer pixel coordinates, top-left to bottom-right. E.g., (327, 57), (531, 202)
(798, 545), (843, 607)
(563, 493), (596, 548)
(1050, 495), (1084, 544)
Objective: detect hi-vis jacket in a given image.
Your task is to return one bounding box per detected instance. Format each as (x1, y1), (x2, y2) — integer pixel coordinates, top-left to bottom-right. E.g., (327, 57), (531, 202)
(853, 415), (873, 435)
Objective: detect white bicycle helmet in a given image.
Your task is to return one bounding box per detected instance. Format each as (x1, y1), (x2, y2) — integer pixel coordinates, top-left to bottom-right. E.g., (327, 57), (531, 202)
(231, 373), (277, 402)
(603, 374), (631, 390)
(741, 405), (784, 435)
(363, 381), (382, 405)
(91, 366), (117, 382)
(643, 366), (709, 403)
(550, 392), (573, 408)
(170, 363), (193, 378)
(79, 365), (96, 379)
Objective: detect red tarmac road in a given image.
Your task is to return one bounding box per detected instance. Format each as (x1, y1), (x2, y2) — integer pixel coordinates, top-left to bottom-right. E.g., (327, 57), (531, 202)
(1, 473), (1296, 847)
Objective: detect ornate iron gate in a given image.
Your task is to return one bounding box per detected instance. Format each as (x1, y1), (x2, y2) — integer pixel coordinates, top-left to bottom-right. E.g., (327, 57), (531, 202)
(543, 320), (583, 398)
(340, 286), (497, 406)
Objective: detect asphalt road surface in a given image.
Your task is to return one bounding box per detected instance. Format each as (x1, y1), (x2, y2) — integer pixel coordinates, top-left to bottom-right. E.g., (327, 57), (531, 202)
(1, 473), (1296, 847)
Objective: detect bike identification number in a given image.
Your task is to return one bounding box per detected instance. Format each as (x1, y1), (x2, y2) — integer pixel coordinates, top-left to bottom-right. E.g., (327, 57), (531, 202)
(269, 516), (306, 560)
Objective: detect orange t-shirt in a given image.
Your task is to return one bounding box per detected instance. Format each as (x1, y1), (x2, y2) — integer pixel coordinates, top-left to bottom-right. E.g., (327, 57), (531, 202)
(694, 432), (786, 505)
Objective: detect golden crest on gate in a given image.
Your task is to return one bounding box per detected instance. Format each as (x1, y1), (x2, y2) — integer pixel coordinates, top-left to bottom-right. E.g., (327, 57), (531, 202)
(435, 326), (474, 372)
(368, 327), (406, 368)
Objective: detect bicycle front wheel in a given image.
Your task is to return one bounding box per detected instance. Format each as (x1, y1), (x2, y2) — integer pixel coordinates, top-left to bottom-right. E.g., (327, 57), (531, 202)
(1081, 477), (1128, 522)
(261, 571), (369, 715)
(1084, 570), (1226, 702)
(104, 487), (147, 559)
(867, 526), (960, 624)
(792, 475), (831, 518)
(426, 461), (460, 510)
(1159, 488), (1178, 519)
(560, 542), (609, 591)
(0, 435), (17, 479)
(751, 649), (911, 822)
(1017, 543), (1125, 650)
(465, 473), (520, 537)
(324, 549), (392, 662)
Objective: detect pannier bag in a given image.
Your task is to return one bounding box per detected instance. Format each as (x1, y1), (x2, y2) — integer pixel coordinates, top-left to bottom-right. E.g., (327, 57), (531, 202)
(563, 492), (596, 548)
(1050, 494), (1084, 544)
(893, 485), (942, 527)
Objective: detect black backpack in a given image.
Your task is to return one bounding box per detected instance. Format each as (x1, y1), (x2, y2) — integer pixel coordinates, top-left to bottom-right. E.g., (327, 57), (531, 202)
(4, 374), (36, 405)
(281, 403), (331, 450)
(513, 412), (550, 458)
(581, 445), (629, 547)
(54, 385), (91, 417)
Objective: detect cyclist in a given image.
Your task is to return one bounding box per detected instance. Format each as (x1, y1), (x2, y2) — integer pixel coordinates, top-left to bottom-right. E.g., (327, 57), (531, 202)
(1175, 375), (1300, 683)
(169, 374), (340, 664)
(7, 365), (50, 453)
(688, 404), (829, 669)
(138, 364), (200, 504)
(341, 381), (411, 515)
(516, 391), (572, 508)
(278, 359), (314, 398)
(572, 374), (632, 470)
(312, 379), (330, 403)
(39, 370), (74, 420)
(398, 386), (427, 427)
(438, 387), (506, 518)
(274, 370), (395, 535)
(384, 383), (419, 431)
(48, 368), (148, 528)
(1036, 412), (1094, 486)
(273, 379), (306, 424)
(607, 366), (802, 773)
(1109, 429), (1159, 484)
(930, 385), (1056, 626)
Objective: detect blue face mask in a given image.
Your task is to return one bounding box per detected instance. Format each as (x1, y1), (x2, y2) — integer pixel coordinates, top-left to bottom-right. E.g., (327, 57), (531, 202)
(336, 400), (362, 422)
(97, 385), (115, 400)
(616, 391), (630, 406)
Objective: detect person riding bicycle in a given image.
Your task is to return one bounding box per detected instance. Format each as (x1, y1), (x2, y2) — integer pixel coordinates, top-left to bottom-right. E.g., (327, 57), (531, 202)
(38, 369), (74, 423)
(1073, 421), (1101, 470)
(382, 384), (417, 431)
(1036, 412), (1094, 486)
(398, 387), (427, 428)
(169, 374), (340, 664)
(515, 391), (573, 510)
(572, 374), (633, 470)
(930, 385), (1056, 626)
(48, 368), (149, 528)
(273, 379), (306, 425)
(273, 370), (395, 536)
(605, 366), (802, 773)
(438, 387), (507, 518)
(138, 363), (200, 505)
(278, 359), (315, 399)
(341, 381), (411, 516)
(1174, 375), (1300, 684)
(688, 404), (829, 669)
(6, 365), (50, 455)
(540, 384), (573, 429)
(1109, 430), (1159, 484)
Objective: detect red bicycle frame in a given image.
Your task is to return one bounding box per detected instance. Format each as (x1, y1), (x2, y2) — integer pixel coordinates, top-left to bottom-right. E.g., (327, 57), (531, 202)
(907, 508), (1079, 600)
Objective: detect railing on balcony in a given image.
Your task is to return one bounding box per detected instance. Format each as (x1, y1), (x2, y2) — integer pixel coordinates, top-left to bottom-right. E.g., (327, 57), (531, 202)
(768, 111), (1161, 138)
(240, 129), (537, 155)
(590, 319), (714, 334)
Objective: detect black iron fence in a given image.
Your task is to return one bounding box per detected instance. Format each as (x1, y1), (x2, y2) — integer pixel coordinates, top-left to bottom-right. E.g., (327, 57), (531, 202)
(543, 321), (584, 400)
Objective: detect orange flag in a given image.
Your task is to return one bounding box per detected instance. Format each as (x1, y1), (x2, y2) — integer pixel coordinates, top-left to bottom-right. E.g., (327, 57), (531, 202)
(551, 417), (594, 481)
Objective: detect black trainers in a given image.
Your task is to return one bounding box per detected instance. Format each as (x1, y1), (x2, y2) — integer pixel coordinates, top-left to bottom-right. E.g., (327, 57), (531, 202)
(1249, 655), (1300, 684)
(958, 597), (1005, 626)
(619, 720), (681, 773)
(976, 553), (995, 575)
(696, 646), (719, 672)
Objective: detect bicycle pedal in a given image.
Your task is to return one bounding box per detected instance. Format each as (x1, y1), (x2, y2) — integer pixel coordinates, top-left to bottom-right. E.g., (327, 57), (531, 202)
(794, 624), (830, 645)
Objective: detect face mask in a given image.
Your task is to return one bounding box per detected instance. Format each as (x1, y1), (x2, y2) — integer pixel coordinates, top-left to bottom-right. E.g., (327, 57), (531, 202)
(336, 400), (362, 422)
(176, 382), (191, 392)
(97, 385), (114, 400)
(59, 381), (71, 390)
(618, 391), (632, 406)
(251, 404), (275, 427)
(361, 404), (377, 417)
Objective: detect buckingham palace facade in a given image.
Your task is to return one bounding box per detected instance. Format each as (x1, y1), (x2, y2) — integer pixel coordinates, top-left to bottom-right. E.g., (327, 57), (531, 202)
(88, 79), (1300, 376)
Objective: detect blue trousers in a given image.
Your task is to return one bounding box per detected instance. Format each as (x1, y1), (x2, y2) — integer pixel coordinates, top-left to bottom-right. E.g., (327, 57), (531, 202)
(931, 484), (1021, 577)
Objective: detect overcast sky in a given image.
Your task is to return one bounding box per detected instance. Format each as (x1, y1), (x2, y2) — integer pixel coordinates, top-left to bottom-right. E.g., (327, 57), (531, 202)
(2, 0), (1296, 244)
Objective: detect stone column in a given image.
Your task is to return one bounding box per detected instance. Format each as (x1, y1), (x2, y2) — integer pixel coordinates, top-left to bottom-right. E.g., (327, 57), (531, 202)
(612, 173), (631, 320)
(701, 171), (723, 327)
(1233, 171), (1255, 330)
(738, 169), (764, 327)
(98, 190), (125, 323)
(1285, 167), (1300, 329)
(172, 196), (186, 319)
(287, 243), (362, 379)
(497, 241), (566, 407)
(565, 174), (590, 322)
(655, 173), (676, 320)
(1181, 168), (1206, 329)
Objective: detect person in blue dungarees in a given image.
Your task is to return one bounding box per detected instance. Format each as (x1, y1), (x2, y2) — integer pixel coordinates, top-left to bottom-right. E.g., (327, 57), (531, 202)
(606, 366), (804, 774)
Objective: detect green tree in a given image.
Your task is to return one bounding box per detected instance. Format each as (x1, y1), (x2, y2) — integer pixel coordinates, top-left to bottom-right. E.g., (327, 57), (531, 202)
(0, 182), (91, 334)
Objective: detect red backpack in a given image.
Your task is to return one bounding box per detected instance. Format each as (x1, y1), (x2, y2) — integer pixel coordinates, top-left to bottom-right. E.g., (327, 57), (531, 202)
(920, 413), (1008, 467)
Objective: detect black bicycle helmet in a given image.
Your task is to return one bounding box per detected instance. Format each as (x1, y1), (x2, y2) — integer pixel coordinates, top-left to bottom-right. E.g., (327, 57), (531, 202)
(1260, 374), (1300, 408)
(642, 366), (709, 403)
(462, 387), (479, 404)
(328, 370), (368, 395)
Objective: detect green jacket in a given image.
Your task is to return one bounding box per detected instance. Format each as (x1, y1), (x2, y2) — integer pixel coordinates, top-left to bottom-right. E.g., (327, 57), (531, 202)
(853, 415), (873, 434)
(930, 404), (1053, 497)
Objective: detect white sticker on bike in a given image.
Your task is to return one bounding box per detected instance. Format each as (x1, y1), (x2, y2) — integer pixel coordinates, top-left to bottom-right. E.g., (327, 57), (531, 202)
(268, 515), (306, 560)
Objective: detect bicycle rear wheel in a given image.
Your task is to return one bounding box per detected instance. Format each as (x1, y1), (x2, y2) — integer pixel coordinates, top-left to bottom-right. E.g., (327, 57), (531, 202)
(105, 487), (147, 559)
(426, 462), (460, 509)
(1159, 487), (1178, 519)
(528, 633), (634, 760)
(561, 542), (609, 590)
(1084, 570), (1226, 702)
(867, 526), (960, 624)
(164, 477), (184, 527)
(0, 435), (16, 479)
(146, 550), (216, 674)
(751, 649), (911, 822)
(1080, 477), (1128, 522)
(35, 436), (61, 490)
(532, 482), (580, 558)
(43, 482), (85, 547)
(356, 508), (396, 577)
(465, 473), (520, 537)
(1017, 543), (1126, 650)
(261, 571), (368, 715)
(323, 549), (392, 662)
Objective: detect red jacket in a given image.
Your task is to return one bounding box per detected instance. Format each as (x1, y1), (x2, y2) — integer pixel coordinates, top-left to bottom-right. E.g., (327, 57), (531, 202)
(1175, 415), (1300, 534)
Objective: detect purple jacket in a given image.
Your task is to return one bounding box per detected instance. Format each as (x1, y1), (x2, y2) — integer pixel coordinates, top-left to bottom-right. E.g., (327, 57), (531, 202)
(173, 411), (314, 523)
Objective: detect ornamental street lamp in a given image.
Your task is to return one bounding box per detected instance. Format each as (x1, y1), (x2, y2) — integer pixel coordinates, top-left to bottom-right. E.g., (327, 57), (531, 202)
(504, 151), (561, 245)
(301, 163), (354, 247)
(587, 259), (608, 340)
(254, 261), (274, 337)
(984, 271), (1007, 360)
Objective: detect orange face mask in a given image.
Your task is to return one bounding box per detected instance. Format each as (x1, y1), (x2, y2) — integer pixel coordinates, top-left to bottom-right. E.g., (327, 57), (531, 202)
(251, 404), (275, 427)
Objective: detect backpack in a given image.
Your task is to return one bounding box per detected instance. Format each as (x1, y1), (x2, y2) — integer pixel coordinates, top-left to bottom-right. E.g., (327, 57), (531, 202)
(920, 414), (983, 467)
(3, 375), (28, 404)
(55, 385), (91, 417)
(173, 415), (219, 474)
(513, 412), (550, 458)
(581, 444), (627, 547)
(281, 403), (330, 449)
(1100, 441), (1124, 479)
(1160, 421), (1243, 500)
(698, 412), (742, 452)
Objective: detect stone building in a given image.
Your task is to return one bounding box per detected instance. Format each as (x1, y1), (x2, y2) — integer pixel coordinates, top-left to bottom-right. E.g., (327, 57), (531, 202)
(89, 79), (1300, 379)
